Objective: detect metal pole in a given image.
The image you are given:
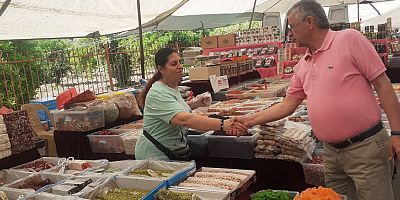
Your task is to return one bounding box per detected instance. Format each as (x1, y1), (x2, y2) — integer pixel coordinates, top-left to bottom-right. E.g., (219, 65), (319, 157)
(137, 0), (146, 79)
(104, 44), (115, 91)
(201, 21), (206, 37)
(357, 0), (360, 22)
(0, 0), (11, 17)
(249, 0), (258, 30)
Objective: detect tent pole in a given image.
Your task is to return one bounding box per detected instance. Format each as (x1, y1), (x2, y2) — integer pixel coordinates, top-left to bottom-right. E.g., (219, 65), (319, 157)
(357, 0), (360, 22)
(137, 0), (146, 79)
(0, 0), (11, 17)
(249, 0), (258, 30)
(201, 21), (206, 37)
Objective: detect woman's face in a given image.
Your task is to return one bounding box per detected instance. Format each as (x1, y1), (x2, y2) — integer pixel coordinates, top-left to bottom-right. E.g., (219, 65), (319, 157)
(159, 52), (183, 84)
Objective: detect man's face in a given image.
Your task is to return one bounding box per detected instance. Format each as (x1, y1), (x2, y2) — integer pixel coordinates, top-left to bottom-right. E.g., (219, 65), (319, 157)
(287, 12), (309, 47)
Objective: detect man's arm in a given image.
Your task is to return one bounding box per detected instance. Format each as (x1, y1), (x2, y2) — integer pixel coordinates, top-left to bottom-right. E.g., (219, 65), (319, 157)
(239, 96), (303, 127)
(371, 72), (400, 159)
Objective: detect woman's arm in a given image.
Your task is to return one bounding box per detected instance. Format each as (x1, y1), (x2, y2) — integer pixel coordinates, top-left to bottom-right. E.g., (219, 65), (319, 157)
(170, 112), (247, 133)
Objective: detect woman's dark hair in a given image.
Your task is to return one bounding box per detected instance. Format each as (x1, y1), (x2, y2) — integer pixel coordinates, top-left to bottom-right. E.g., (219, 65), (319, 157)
(137, 47), (177, 110)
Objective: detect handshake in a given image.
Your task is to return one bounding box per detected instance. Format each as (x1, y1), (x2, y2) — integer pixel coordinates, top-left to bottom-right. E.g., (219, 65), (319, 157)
(222, 116), (251, 137)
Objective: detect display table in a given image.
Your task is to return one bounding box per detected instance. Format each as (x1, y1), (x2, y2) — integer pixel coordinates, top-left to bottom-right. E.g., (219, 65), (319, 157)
(388, 56), (400, 83)
(192, 156), (310, 192)
(54, 117), (141, 160)
(181, 71), (260, 96)
(0, 148), (41, 170)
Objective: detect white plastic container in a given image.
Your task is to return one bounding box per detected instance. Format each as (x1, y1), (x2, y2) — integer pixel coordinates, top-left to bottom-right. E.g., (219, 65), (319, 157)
(51, 106), (105, 132)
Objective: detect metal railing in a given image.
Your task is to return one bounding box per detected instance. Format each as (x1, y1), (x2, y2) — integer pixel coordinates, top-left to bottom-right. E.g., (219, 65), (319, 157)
(0, 42), (193, 110)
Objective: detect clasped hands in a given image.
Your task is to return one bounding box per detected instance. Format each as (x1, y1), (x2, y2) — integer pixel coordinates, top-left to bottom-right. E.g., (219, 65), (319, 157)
(223, 116), (250, 136)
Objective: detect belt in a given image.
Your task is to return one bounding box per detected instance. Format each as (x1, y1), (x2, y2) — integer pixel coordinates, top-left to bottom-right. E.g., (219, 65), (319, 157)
(330, 121), (383, 149)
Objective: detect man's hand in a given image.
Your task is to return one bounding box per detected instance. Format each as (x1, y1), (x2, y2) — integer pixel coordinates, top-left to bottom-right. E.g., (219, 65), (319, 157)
(224, 118), (249, 137)
(389, 135), (400, 160)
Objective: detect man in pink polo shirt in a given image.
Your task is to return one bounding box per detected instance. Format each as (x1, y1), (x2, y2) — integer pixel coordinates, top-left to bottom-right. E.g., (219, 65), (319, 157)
(234, 0), (400, 199)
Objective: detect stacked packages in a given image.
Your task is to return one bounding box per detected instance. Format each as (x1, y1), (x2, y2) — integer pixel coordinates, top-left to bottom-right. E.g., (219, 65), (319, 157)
(0, 116), (11, 159)
(2, 111), (35, 155)
(254, 120), (315, 162)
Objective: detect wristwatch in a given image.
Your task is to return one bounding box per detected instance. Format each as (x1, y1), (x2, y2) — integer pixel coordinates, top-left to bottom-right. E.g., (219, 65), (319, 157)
(390, 131), (400, 136)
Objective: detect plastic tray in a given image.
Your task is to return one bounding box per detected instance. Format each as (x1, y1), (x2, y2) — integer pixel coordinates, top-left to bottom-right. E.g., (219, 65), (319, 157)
(87, 129), (128, 153)
(301, 149), (325, 186)
(51, 106), (105, 132)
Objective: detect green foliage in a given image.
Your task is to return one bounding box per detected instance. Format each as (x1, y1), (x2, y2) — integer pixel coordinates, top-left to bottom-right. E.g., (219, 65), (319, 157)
(0, 22), (262, 109)
(208, 21), (261, 36)
(0, 40), (72, 109)
(109, 40), (133, 87)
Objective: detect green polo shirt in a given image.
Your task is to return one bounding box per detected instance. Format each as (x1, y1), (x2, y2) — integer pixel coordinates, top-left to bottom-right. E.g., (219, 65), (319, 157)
(135, 81), (190, 160)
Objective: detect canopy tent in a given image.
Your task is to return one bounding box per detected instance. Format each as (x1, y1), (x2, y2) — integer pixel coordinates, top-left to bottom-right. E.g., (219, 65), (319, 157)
(362, 6), (400, 27)
(118, 0), (269, 36)
(252, 0), (391, 14)
(0, 0), (187, 40)
(346, 1), (400, 22)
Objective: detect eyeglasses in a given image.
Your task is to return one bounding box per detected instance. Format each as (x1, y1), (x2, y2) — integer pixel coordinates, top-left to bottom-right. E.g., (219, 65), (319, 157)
(288, 17), (307, 30)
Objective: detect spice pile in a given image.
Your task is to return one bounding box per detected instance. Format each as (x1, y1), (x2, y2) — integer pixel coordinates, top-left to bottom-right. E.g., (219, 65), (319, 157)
(294, 187), (341, 200)
(14, 160), (55, 172)
(155, 189), (200, 200)
(129, 168), (174, 178)
(95, 188), (148, 200)
(251, 189), (293, 200)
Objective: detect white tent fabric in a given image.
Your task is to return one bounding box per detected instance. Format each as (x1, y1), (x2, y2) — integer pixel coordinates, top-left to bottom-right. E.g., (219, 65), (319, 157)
(146, 13), (264, 31)
(252, 0), (391, 13)
(119, 0), (269, 35)
(347, 1), (400, 23)
(0, 0), (187, 40)
(362, 7), (400, 27)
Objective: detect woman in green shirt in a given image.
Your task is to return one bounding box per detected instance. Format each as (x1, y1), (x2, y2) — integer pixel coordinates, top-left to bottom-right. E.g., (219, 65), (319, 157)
(135, 48), (247, 160)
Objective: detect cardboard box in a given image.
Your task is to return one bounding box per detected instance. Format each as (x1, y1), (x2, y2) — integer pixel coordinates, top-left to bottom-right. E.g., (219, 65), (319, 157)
(189, 66), (221, 81)
(201, 36), (218, 49)
(218, 34), (236, 48)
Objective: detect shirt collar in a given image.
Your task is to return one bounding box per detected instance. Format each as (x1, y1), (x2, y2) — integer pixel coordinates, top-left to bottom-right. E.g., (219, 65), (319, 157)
(304, 29), (336, 60)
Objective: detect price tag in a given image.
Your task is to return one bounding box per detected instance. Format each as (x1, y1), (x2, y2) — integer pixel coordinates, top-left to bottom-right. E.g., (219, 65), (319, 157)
(209, 75), (229, 93)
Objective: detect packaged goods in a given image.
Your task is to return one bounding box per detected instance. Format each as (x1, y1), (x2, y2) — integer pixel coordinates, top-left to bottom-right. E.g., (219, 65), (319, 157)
(52, 104), (105, 132)
(118, 120), (144, 129)
(123, 92), (142, 116)
(112, 95), (133, 119)
(0, 191), (7, 200)
(2, 110), (35, 154)
(64, 90), (96, 108)
(103, 101), (119, 124)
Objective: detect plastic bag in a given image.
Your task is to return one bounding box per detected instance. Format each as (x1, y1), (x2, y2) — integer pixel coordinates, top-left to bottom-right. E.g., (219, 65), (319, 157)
(103, 101), (119, 124)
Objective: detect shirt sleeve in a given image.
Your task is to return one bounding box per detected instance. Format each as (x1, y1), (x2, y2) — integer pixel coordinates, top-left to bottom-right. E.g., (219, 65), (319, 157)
(286, 66), (307, 100)
(145, 91), (186, 124)
(350, 30), (386, 81)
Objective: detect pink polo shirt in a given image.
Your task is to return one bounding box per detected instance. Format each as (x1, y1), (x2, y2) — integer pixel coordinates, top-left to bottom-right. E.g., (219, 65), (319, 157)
(286, 29), (385, 143)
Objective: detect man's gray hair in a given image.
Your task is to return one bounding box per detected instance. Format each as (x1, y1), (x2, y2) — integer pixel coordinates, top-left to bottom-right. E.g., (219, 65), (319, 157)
(287, 0), (329, 29)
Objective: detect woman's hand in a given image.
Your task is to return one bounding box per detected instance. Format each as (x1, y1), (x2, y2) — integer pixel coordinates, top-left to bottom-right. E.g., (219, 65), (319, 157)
(223, 118), (249, 137)
(190, 93), (212, 109)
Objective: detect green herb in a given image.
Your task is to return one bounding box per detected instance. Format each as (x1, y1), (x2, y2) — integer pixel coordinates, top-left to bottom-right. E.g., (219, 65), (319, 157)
(251, 189), (293, 200)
